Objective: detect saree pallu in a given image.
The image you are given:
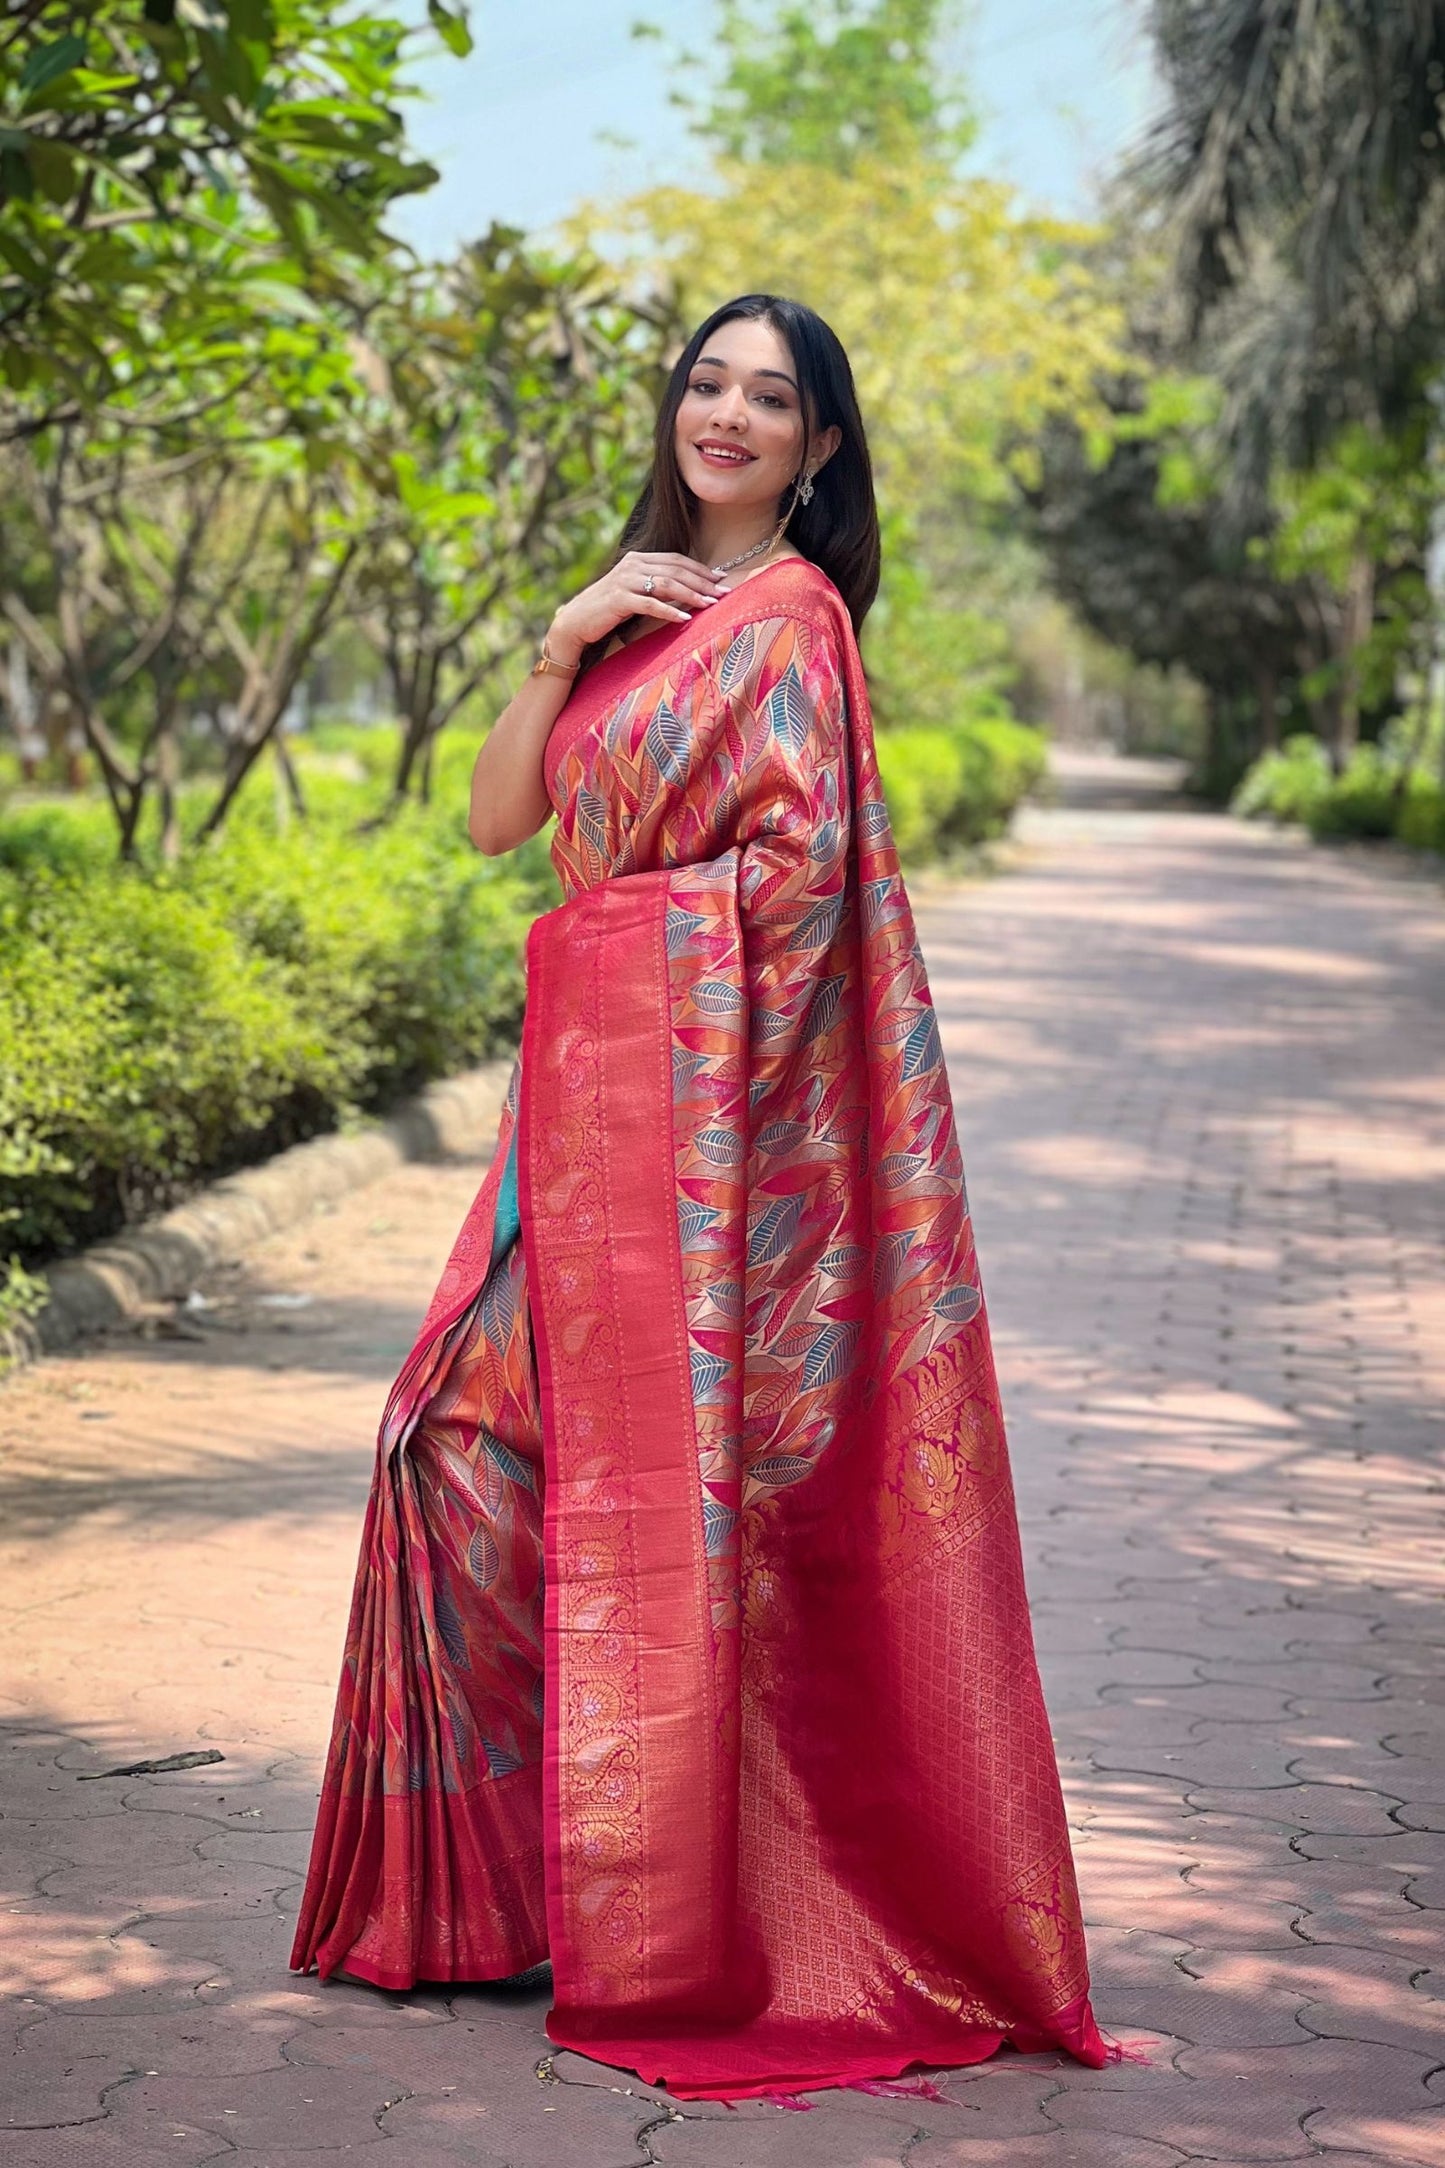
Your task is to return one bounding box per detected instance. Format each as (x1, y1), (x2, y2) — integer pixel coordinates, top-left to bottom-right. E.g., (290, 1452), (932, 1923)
(291, 557), (1107, 2097)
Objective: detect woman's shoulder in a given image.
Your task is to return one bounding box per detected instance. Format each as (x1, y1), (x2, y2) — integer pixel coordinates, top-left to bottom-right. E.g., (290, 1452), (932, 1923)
(731, 553), (842, 617)
(704, 557), (851, 668)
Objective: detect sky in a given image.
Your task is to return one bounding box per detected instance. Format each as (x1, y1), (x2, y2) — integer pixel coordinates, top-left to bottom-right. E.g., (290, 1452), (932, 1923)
(390, 0), (1163, 257)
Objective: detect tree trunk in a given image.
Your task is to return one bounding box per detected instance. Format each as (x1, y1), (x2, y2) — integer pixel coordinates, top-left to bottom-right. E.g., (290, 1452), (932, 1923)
(1200, 689), (1226, 798)
(198, 705), (282, 839)
(274, 731), (307, 822)
(389, 643), (440, 804)
(156, 729), (181, 864)
(1331, 550), (1376, 770)
(390, 705), (429, 801)
(1255, 658), (1279, 751)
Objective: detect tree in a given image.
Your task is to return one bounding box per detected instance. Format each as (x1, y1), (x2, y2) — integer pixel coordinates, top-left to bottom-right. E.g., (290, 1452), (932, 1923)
(1131, 5), (1445, 765)
(656, 0), (975, 172)
(1264, 418), (1433, 767)
(613, 1), (1127, 520)
(1027, 377), (1323, 795)
(0, 0), (468, 438)
(0, 218), (684, 856)
(1139, 1), (1445, 374)
(355, 232), (677, 806)
(0, 2), (493, 855)
(0, 240), (381, 856)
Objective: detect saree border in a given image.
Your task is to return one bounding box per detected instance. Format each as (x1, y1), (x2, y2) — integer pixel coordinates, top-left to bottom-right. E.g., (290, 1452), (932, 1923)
(521, 872), (725, 2020)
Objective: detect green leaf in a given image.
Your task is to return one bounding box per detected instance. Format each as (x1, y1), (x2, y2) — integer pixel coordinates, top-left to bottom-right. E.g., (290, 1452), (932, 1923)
(19, 33), (88, 99)
(0, 151), (36, 210)
(266, 112), (371, 153)
(427, 2), (474, 59)
(26, 140), (79, 207)
(241, 278), (325, 321)
(303, 185), (375, 255)
(222, 0), (274, 42)
(196, 25), (262, 108)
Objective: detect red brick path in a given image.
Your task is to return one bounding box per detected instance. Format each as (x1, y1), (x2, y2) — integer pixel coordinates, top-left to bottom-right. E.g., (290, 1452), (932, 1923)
(2, 753), (1442, 2166)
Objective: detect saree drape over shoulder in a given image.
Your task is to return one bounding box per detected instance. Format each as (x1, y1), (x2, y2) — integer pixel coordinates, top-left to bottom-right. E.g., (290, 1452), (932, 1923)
(291, 557), (1107, 2097)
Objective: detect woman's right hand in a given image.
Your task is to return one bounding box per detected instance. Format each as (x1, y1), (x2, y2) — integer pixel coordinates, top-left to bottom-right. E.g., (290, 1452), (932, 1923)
(547, 551), (729, 659)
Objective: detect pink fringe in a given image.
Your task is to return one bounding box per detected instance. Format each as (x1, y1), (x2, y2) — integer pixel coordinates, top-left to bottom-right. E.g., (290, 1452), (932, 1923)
(1104, 2037), (1154, 2067)
(848, 2074), (954, 2103)
(720, 2092), (815, 2112)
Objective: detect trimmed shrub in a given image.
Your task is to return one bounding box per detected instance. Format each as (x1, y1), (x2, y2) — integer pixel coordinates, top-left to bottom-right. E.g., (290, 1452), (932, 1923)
(0, 706), (1042, 1324)
(0, 796), (118, 876)
(875, 728), (964, 863)
(1231, 734), (1333, 826)
(948, 718), (1050, 845)
(0, 796), (549, 1283)
(876, 716), (1047, 865)
(1396, 773), (1445, 853)
(1305, 744), (1396, 839)
(1234, 732), (1445, 854)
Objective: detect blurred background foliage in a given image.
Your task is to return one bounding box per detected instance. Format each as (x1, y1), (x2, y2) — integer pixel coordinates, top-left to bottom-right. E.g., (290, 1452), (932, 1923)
(3, 0), (1444, 1310)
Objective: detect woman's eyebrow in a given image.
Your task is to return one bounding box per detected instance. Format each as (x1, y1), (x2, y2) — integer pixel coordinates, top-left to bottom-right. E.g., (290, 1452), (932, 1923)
(693, 353), (799, 390)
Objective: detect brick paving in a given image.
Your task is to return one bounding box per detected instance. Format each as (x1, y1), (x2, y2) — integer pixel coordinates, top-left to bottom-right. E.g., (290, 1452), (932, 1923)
(2, 749), (1443, 2168)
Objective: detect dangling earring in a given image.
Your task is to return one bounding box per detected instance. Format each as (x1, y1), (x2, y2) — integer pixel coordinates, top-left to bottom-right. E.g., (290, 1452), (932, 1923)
(798, 468), (815, 506)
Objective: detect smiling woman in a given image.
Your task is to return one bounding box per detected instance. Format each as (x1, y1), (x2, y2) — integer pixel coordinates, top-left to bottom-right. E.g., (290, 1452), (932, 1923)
(290, 293), (1112, 2101)
(684, 323), (830, 499)
(621, 294), (879, 634)
(465, 297), (877, 856)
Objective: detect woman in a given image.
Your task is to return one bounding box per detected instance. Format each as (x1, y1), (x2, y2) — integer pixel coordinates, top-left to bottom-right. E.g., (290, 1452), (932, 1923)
(291, 294), (1109, 2099)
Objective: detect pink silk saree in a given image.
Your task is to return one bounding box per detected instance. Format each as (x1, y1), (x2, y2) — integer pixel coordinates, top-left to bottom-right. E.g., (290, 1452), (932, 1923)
(290, 556), (1107, 2097)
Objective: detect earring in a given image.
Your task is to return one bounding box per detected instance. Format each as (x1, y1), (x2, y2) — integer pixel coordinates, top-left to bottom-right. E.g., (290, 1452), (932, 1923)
(798, 469), (815, 506)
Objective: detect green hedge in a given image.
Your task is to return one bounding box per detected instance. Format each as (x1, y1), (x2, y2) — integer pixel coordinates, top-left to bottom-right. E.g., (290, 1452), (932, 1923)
(1, 711), (1045, 1338)
(0, 785), (552, 1304)
(876, 716), (1048, 864)
(1232, 733), (1445, 852)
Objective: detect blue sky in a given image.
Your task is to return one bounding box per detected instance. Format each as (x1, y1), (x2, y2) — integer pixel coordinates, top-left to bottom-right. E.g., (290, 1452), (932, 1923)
(391, 0), (1161, 255)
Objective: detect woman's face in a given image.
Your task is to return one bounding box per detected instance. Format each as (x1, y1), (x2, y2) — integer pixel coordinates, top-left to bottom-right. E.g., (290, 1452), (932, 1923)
(674, 316), (813, 517)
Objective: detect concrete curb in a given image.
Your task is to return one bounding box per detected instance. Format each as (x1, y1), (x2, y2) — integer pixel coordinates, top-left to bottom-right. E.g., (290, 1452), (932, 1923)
(2, 1056), (515, 1375)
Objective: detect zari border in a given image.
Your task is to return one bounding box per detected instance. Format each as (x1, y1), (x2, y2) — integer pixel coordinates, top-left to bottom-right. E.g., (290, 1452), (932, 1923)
(520, 872), (724, 2024)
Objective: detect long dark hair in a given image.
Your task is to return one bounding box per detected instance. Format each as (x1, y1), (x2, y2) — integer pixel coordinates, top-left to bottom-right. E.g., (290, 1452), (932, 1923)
(617, 293), (880, 634)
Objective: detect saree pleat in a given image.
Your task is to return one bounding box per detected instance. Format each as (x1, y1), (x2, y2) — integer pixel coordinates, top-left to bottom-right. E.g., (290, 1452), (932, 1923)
(292, 1112), (550, 1988)
(292, 558), (1107, 2095)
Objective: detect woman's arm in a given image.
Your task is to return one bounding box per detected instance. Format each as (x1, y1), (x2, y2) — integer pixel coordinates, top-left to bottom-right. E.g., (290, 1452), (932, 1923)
(467, 647), (575, 856)
(469, 550), (729, 856)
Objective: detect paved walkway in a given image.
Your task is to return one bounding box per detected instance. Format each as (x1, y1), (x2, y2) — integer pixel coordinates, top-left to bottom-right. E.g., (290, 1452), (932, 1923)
(3, 752), (1443, 2167)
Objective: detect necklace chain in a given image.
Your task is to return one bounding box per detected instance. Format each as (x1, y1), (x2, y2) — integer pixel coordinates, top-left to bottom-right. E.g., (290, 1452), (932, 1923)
(710, 509), (791, 578)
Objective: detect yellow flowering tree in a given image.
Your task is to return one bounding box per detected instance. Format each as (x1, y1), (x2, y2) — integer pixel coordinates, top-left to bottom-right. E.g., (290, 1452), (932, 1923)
(586, 2), (1131, 744)
(598, 2), (1127, 515)
(604, 155), (1124, 515)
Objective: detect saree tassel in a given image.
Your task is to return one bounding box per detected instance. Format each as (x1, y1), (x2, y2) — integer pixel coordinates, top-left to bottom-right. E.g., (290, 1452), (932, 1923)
(719, 2092), (815, 2112)
(847, 2074), (954, 2104)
